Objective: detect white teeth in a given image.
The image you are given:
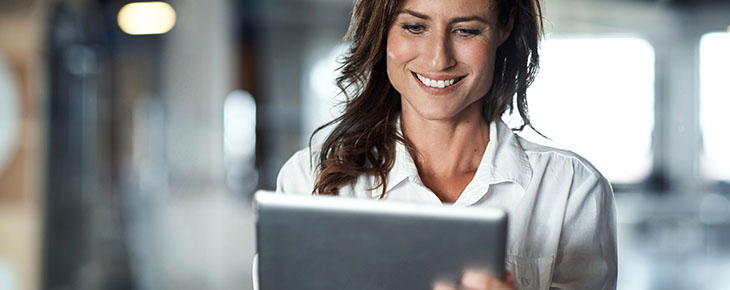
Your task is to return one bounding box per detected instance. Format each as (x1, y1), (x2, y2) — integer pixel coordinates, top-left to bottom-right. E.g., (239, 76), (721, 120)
(416, 73), (459, 88)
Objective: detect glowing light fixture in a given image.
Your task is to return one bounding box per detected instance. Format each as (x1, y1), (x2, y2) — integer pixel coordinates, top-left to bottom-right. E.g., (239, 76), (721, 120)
(117, 2), (176, 35)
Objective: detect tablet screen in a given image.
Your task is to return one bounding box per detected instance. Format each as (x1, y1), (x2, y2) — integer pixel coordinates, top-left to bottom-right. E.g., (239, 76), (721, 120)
(255, 191), (507, 290)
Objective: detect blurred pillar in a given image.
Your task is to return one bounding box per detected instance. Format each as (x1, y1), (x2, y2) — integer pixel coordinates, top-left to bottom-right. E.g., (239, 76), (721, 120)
(161, 0), (233, 192)
(655, 12), (702, 194)
(126, 1), (255, 290)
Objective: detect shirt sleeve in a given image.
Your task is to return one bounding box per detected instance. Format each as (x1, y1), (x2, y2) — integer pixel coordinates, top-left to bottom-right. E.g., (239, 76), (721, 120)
(550, 168), (618, 290)
(275, 148), (317, 194)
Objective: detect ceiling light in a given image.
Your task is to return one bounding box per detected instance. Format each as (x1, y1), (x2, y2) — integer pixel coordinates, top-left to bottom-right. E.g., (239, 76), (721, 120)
(117, 2), (176, 35)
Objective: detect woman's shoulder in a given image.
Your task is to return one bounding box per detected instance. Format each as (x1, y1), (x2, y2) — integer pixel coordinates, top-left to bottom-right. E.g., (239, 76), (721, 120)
(513, 136), (615, 217)
(284, 145), (321, 169)
(275, 145), (322, 194)
(515, 135), (608, 183)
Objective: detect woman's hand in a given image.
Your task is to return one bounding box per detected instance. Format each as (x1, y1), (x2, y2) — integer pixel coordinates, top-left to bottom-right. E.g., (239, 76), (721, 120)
(433, 270), (516, 290)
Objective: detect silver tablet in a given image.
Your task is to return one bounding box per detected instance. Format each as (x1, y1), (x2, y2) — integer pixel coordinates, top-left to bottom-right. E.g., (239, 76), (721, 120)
(254, 190), (507, 290)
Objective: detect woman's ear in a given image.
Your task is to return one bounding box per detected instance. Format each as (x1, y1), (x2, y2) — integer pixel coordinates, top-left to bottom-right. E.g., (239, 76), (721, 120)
(499, 9), (516, 45)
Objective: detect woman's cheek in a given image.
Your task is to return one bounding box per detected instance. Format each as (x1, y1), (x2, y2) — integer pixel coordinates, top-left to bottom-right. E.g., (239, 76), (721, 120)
(462, 42), (496, 75)
(386, 32), (419, 93)
(387, 33), (418, 64)
(459, 42), (489, 67)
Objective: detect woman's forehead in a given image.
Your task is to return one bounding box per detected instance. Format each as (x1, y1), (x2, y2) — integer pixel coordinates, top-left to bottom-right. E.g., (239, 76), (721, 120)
(396, 0), (496, 16)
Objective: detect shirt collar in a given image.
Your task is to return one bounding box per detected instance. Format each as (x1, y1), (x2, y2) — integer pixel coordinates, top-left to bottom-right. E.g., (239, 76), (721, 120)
(382, 119), (422, 194)
(477, 120), (533, 190)
(375, 119), (533, 197)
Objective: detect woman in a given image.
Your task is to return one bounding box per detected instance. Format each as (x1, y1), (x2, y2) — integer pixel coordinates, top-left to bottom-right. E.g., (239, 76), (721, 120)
(276, 0), (617, 289)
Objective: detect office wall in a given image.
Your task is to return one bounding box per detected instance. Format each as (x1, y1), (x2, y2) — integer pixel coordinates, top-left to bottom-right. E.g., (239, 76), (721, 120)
(0, 2), (46, 290)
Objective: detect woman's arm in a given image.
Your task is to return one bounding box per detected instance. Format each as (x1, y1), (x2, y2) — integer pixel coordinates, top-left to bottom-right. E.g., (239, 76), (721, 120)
(550, 172), (618, 290)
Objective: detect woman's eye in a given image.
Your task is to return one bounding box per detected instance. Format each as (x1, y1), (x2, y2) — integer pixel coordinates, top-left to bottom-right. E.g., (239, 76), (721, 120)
(402, 24), (425, 34)
(455, 28), (480, 37)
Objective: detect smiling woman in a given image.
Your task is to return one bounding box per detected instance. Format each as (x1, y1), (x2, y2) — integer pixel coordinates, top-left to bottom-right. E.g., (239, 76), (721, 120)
(307, 0), (541, 200)
(273, 0), (617, 289)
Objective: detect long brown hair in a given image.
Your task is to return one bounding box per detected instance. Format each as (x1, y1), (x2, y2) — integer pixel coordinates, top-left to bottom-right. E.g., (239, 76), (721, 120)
(311, 0), (544, 196)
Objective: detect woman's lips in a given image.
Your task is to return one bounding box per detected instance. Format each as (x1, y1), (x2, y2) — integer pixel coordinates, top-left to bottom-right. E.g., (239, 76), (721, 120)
(412, 72), (465, 93)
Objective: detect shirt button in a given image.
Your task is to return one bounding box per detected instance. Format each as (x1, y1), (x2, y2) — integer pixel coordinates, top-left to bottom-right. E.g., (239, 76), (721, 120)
(520, 277), (530, 287)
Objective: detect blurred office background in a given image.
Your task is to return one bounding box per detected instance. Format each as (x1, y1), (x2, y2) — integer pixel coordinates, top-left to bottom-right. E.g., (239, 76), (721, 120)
(0, 0), (729, 289)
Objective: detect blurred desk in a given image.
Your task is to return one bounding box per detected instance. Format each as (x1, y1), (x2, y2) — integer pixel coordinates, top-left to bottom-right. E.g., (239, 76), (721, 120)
(616, 192), (730, 290)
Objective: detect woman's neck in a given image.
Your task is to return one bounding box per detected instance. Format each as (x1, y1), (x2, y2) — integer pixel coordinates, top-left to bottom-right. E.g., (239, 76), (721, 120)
(401, 102), (490, 202)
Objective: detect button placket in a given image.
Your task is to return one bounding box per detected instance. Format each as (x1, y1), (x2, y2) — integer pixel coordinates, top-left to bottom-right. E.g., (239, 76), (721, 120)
(520, 277), (530, 287)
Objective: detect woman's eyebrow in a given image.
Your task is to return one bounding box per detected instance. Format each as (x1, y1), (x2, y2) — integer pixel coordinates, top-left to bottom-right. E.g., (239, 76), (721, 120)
(451, 15), (488, 24)
(397, 9), (488, 24)
(399, 9), (430, 20)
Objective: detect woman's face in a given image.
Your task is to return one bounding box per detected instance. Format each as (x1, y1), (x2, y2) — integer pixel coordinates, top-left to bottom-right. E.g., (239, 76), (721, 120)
(386, 0), (510, 122)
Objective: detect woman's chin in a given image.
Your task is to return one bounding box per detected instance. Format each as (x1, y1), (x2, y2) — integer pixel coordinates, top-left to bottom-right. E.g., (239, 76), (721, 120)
(404, 104), (482, 123)
(401, 97), (484, 124)
(407, 110), (462, 122)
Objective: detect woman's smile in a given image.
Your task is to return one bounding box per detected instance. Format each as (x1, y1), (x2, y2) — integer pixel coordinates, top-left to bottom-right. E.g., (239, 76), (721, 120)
(412, 71), (466, 94)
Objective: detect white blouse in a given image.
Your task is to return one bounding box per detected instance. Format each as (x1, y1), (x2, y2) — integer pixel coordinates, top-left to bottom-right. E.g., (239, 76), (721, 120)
(274, 120), (618, 290)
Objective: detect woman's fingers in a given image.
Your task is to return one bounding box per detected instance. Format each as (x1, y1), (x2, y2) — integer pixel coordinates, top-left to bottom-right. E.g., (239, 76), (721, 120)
(432, 281), (457, 290)
(460, 270), (516, 290)
(433, 271), (516, 290)
(505, 271), (515, 285)
(461, 270), (492, 288)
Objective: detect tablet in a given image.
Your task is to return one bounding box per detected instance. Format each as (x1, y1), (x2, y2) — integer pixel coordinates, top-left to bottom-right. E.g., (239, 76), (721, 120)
(254, 190), (507, 290)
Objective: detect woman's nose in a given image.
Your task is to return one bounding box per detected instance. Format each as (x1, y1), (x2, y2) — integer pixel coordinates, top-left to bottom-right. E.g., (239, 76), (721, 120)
(425, 31), (457, 71)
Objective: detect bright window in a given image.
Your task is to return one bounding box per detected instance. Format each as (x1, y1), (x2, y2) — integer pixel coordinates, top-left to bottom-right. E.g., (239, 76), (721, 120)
(700, 32), (730, 182)
(515, 37), (655, 184)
